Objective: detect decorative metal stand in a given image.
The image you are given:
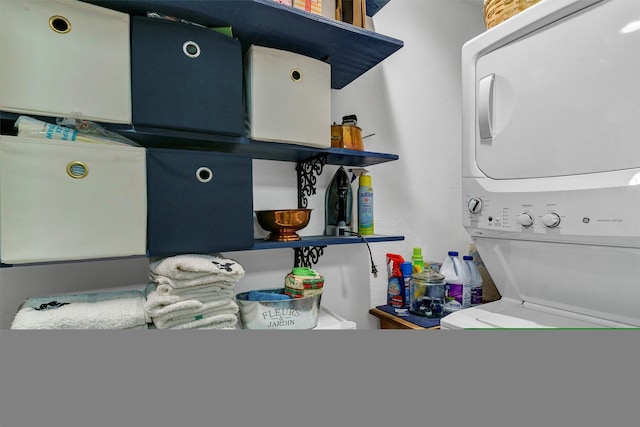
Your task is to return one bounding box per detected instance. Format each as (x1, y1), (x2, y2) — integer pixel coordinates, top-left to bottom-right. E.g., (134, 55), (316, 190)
(295, 154), (328, 208)
(294, 245), (326, 268)
(294, 154), (329, 267)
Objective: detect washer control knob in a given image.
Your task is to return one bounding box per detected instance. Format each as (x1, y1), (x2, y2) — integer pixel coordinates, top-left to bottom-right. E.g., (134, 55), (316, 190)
(542, 212), (561, 228)
(467, 198), (483, 214)
(517, 212), (534, 227)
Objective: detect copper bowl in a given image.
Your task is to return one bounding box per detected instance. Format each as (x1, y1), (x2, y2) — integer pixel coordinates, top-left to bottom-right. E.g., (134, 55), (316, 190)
(255, 209), (312, 242)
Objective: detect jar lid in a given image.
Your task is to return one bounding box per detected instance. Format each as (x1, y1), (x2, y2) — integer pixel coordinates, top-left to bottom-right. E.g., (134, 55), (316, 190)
(411, 271), (430, 281)
(412, 270), (445, 282)
(427, 271), (446, 283)
(291, 267), (317, 277)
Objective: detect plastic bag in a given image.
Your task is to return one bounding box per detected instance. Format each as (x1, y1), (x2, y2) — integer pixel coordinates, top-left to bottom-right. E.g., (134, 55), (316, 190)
(13, 114), (139, 147)
(57, 114), (139, 147)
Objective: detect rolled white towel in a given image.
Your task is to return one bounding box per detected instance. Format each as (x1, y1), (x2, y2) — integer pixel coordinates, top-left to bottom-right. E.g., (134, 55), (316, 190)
(149, 254), (245, 285)
(11, 290), (148, 330)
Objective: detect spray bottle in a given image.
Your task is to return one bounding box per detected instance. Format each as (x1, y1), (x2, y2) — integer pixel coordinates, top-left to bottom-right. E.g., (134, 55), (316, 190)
(351, 168), (374, 235)
(387, 253), (405, 307)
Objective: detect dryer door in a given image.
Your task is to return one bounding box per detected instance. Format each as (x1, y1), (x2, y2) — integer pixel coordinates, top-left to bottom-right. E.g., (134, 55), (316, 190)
(474, 0), (639, 180)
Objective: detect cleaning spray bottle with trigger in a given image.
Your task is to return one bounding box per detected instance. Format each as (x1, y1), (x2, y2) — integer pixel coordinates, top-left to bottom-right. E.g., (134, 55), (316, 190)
(351, 168), (374, 235)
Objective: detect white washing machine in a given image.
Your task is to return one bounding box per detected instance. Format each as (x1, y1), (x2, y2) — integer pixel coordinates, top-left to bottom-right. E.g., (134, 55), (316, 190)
(442, 0), (640, 329)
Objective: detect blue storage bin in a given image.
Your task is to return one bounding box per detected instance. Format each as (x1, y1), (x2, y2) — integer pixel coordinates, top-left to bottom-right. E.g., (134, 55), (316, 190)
(130, 16), (243, 135)
(146, 148), (254, 256)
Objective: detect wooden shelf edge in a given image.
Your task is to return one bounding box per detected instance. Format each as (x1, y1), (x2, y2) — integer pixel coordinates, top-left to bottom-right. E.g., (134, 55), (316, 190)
(250, 234), (405, 250)
(78, 0), (404, 89)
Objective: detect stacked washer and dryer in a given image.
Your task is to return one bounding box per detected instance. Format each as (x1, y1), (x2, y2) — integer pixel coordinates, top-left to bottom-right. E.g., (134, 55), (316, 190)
(442, 0), (640, 329)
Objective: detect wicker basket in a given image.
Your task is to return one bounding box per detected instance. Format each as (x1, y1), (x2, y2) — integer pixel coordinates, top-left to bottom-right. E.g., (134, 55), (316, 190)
(484, 0), (541, 29)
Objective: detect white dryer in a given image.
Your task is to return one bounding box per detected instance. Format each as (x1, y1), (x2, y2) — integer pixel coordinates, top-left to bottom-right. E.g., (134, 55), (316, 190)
(442, 0), (640, 329)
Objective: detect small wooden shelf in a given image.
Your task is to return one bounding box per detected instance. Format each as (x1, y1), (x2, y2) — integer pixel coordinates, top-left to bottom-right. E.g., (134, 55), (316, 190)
(119, 125), (400, 166)
(251, 234), (404, 250)
(1, 235), (405, 268)
(0, 255), (148, 269)
(369, 306), (442, 330)
(366, 0), (392, 16)
(1, 113), (400, 167)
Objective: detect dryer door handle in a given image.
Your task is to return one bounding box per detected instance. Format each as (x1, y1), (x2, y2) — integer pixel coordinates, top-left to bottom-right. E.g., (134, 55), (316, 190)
(478, 73), (495, 142)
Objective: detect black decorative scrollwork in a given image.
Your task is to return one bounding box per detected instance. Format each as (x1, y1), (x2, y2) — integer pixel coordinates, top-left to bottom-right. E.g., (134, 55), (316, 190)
(296, 154), (328, 208)
(212, 261), (235, 272)
(294, 246), (326, 268)
(33, 301), (70, 311)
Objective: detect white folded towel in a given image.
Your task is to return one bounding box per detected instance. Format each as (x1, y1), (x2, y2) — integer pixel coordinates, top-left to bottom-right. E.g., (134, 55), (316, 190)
(149, 254), (245, 286)
(151, 299), (238, 328)
(11, 290), (148, 330)
(164, 313), (239, 330)
(151, 275), (237, 294)
(148, 297), (239, 329)
(144, 283), (236, 314)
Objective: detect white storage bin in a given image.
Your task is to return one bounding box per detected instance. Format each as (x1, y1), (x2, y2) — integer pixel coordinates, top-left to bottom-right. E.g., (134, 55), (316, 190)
(244, 45), (331, 148)
(0, 135), (147, 264)
(0, 0), (131, 124)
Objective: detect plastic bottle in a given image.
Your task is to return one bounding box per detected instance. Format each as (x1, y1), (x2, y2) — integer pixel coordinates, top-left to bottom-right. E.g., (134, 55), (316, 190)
(387, 253), (405, 308)
(400, 261), (413, 309)
(411, 247), (424, 274)
(357, 173), (374, 235)
(463, 255), (483, 306)
(468, 241), (497, 302)
(440, 251), (469, 312)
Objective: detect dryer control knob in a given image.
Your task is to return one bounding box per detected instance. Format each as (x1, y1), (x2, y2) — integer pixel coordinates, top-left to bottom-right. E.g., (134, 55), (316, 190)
(517, 212), (534, 227)
(467, 198), (483, 214)
(542, 212), (561, 228)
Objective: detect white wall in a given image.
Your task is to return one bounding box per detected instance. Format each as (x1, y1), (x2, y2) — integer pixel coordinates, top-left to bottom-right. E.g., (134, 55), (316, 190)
(0, 0), (486, 329)
(331, 0), (487, 310)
